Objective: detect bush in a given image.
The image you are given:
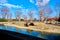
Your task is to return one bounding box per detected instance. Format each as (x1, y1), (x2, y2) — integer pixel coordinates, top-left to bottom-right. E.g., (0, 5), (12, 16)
(20, 19), (24, 21)
(0, 19), (8, 22)
(12, 19), (19, 21)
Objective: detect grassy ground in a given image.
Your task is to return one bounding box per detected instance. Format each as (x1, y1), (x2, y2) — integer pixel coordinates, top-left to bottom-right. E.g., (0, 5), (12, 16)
(11, 21), (60, 29)
(3, 21), (60, 34)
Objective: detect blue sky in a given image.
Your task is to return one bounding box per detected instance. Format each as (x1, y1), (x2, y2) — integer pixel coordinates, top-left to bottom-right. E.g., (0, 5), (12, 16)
(0, 0), (60, 19)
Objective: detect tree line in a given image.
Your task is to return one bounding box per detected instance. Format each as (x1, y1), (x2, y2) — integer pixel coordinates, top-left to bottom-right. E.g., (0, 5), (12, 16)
(0, 3), (60, 23)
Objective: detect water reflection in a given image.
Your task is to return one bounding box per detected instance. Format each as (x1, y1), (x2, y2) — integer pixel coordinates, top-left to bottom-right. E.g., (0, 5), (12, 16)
(30, 31), (39, 36)
(20, 29), (28, 34)
(0, 26), (60, 40)
(0, 26), (3, 29)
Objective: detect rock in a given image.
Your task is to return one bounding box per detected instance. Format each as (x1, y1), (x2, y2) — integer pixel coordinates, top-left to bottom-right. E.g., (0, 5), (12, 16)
(29, 23), (34, 26)
(24, 23), (28, 27)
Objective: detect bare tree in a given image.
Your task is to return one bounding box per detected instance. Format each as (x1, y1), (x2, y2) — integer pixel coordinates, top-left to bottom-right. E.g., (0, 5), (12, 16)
(43, 6), (52, 23)
(28, 10), (34, 21)
(39, 8), (45, 21)
(23, 14), (27, 21)
(23, 14), (28, 27)
(0, 8), (9, 19)
(15, 10), (21, 22)
(0, 8), (2, 18)
(55, 3), (60, 19)
(28, 10), (35, 26)
(55, 3), (60, 23)
(7, 13), (12, 22)
(23, 14), (28, 26)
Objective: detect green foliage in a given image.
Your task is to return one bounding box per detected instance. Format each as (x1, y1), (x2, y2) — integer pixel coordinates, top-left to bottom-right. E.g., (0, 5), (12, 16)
(0, 19), (8, 22)
(12, 19), (24, 21)
(20, 19), (24, 21)
(12, 19), (19, 21)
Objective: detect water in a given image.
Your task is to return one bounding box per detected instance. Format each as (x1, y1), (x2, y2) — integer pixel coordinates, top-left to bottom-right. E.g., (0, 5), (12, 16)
(0, 25), (60, 40)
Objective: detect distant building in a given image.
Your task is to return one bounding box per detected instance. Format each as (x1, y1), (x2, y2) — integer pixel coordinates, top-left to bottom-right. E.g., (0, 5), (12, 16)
(47, 13), (60, 23)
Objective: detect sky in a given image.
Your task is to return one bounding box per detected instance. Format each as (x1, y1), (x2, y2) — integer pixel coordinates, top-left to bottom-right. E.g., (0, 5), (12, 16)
(0, 0), (60, 19)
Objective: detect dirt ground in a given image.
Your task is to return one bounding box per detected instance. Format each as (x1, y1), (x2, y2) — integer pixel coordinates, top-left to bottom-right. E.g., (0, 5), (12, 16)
(4, 21), (60, 34)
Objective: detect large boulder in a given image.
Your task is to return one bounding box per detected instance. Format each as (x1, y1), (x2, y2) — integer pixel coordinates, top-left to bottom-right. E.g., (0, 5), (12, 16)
(29, 23), (35, 26)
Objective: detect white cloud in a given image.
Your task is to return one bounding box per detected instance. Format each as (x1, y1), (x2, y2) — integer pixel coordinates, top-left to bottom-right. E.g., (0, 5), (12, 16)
(0, 0), (22, 8)
(30, 0), (34, 3)
(30, 0), (50, 6)
(0, 3), (22, 8)
(0, 0), (8, 4)
(36, 0), (50, 6)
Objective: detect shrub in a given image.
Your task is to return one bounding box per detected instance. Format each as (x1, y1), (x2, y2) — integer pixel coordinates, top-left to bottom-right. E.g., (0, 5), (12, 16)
(0, 19), (8, 22)
(12, 19), (19, 21)
(20, 19), (24, 21)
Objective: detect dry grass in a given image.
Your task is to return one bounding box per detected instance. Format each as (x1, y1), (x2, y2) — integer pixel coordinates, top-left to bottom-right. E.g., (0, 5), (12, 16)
(4, 21), (60, 34)
(12, 21), (60, 30)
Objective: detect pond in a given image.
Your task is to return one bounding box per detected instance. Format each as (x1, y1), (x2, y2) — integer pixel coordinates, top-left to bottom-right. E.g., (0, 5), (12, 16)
(0, 25), (60, 40)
